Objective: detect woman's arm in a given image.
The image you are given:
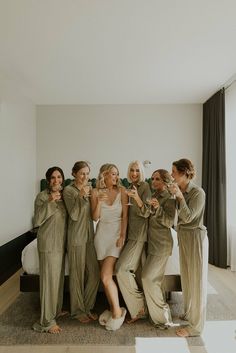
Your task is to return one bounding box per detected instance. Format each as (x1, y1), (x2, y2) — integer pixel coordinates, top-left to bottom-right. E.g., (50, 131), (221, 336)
(90, 188), (102, 221)
(116, 187), (128, 248)
(63, 186), (87, 221)
(34, 192), (58, 227)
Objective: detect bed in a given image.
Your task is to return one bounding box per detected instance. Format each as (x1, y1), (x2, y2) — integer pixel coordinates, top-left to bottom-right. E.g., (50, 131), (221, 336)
(20, 228), (181, 293)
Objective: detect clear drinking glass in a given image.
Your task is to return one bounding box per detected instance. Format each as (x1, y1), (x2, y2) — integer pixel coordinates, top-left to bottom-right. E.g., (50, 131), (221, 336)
(146, 197), (155, 214)
(126, 188), (133, 206)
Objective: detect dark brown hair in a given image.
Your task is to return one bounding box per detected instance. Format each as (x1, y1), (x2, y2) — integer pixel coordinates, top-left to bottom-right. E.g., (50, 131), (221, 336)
(45, 166), (65, 184)
(172, 158), (195, 179)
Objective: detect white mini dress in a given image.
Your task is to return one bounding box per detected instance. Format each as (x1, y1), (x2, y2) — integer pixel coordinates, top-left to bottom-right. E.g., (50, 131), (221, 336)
(94, 192), (122, 260)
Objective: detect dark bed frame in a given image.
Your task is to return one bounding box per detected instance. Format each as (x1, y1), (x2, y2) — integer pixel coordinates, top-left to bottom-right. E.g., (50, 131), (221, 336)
(20, 273), (181, 294)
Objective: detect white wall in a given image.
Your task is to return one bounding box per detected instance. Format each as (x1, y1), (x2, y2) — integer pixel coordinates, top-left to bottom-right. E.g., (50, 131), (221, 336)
(36, 104), (202, 186)
(0, 78), (36, 246)
(225, 82), (236, 270)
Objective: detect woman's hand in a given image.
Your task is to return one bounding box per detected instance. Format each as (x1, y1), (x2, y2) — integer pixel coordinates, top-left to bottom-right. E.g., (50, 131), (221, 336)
(97, 189), (108, 202)
(126, 186), (138, 200)
(116, 236), (125, 248)
(148, 198), (159, 209)
(80, 185), (91, 198)
(49, 191), (61, 202)
(168, 183), (183, 200)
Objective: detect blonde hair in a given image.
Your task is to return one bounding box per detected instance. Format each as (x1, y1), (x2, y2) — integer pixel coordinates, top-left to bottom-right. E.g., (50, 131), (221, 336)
(96, 163), (120, 189)
(127, 160), (145, 183)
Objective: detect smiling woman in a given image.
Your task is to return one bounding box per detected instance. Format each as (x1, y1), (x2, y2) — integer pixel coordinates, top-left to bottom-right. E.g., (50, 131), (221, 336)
(32, 166), (67, 334)
(91, 163), (128, 331)
(63, 161), (100, 324)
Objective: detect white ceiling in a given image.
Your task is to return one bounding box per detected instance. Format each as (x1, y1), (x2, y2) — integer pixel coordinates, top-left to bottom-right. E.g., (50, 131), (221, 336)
(0, 0), (236, 104)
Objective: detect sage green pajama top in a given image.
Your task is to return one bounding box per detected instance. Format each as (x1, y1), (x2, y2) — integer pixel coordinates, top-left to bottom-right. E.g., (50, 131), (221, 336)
(33, 189), (67, 332)
(116, 181), (151, 318)
(63, 183), (100, 319)
(177, 181), (208, 336)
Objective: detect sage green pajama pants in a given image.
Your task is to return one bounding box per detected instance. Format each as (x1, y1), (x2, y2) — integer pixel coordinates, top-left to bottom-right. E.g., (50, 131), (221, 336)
(141, 254), (172, 327)
(115, 239), (146, 318)
(178, 228), (208, 335)
(68, 241), (100, 319)
(33, 251), (65, 332)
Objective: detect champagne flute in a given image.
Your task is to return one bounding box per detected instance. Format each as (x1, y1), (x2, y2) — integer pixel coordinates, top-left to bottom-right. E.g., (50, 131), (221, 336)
(146, 197), (155, 214)
(86, 181), (92, 197)
(167, 181), (176, 199)
(98, 187), (108, 201)
(126, 187), (133, 206)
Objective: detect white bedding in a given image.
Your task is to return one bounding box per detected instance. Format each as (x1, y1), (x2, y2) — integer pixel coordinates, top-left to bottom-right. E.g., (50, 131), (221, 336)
(22, 229), (180, 275)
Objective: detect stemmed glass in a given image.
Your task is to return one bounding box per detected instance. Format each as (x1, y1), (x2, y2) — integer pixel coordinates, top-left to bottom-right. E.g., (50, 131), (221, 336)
(167, 181), (176, 199)
(146, 197), (155, 214)
(86, 181), (92, 197)
(126, 186), (134, 206)
(50, 185), (63, 202)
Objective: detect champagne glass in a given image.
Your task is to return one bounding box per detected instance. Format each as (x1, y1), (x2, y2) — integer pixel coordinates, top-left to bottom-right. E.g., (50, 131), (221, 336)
(167, 181), (176, 199)
(146, 197), (155, 214)
(50, 185), (63, 202)
(126, 187), (133, 206)
(98, 187), (108, 201)
(86, 181), (92, 197)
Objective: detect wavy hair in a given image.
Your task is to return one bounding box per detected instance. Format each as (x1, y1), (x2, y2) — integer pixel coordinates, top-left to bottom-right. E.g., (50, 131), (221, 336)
(96, 163), (120, 189)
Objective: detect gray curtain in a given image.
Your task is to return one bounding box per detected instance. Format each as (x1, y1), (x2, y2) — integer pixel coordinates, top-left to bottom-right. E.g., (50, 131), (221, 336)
(202, 89), (227, 268)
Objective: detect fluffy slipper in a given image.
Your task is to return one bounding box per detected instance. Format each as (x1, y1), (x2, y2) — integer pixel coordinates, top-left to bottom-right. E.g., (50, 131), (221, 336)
(99, 310), (111, 326)
(105, 308), (127, 331)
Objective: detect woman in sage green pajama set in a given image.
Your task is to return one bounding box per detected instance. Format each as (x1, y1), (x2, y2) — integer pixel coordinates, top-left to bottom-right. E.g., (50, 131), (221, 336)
(63, 161), (100, 323)
(170, 158), (208, 337)
(33, 166), (67, 334)
(116, 160), (151, 322)
(141, 169), (176, 329)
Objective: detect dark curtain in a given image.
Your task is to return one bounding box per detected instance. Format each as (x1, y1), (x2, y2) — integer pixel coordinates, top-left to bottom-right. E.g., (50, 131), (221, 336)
(202, 89), (227, 268)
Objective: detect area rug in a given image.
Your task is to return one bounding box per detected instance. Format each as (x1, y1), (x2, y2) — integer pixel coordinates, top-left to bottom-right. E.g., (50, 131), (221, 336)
(0, 278), (235, 347)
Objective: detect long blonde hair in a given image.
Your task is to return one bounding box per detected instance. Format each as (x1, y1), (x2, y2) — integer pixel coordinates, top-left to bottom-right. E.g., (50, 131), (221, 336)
(96, 163), (121, 189)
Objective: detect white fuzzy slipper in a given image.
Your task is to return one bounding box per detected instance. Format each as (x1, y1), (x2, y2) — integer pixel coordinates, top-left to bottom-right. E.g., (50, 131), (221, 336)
(99, 310), (112, 326)
(105, 308), (127, 331)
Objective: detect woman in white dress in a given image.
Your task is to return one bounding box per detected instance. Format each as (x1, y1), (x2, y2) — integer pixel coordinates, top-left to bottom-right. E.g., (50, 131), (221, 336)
(91, 163), (128, 331)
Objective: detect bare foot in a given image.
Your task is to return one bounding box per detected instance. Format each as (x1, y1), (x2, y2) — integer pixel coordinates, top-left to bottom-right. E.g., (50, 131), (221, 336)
(176, 327), (190, 337)
(88, 311), (98, 321)
(77, 315), (93, 324)
(48, 325), (62, 334)
(126, 308), (146, 324)
(57, 310), (69, 318)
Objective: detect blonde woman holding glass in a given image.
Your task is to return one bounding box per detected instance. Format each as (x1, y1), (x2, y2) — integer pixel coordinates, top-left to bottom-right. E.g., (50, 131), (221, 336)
(91, 163), (128, 331)
(115, 160), (151, 323)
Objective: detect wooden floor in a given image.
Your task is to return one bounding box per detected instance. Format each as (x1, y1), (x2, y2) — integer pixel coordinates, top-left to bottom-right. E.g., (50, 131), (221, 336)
(0, 265), (236, 353)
